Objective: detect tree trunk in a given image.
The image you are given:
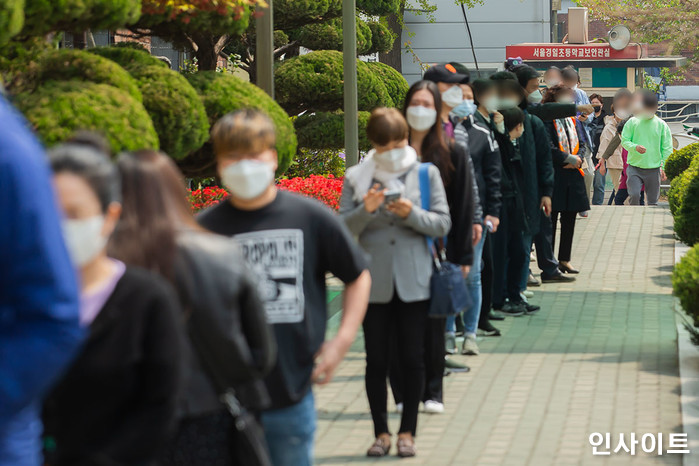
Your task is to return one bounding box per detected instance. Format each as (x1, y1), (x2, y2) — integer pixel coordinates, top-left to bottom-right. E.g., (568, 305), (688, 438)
(195, 41), (219, 71)
(379, 5), (404, 72)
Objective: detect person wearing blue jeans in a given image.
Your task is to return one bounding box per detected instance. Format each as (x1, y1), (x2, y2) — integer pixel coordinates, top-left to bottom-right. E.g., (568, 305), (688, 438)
(261, 391), (316, 466)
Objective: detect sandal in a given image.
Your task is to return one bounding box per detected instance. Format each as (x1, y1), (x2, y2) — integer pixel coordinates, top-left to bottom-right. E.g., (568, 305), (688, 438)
(396, 437), (417, 458)
(367, 436), (391, 457)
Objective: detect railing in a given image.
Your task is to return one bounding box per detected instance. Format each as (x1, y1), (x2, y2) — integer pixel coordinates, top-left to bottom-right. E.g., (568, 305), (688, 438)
(658, 102), (699, 124)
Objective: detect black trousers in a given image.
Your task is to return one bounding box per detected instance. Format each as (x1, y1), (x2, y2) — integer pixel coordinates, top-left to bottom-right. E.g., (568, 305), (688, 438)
(551, 211), (576, 262)
(614, 188), (645, 206)
(492, 198), (527, 307)
(390, 316), (445, 405)
(478, 234), (494, 328)
(533, 211), (560, 278)
(364, 294), (428, 437)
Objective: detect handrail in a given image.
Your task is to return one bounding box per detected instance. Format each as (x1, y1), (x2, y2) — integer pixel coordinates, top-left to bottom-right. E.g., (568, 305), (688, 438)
(658, 102), (699, 123)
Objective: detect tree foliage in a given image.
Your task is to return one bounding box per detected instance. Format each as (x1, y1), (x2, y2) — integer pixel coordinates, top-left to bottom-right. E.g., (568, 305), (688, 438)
(294, 111), (371, 151)
(275, 50), (392, 115)
(13, 80), (158, 153)
(297, 16), (373, 55)
(665, 142), (699, 181)
(185, 71), (297, 175)
(89, 46), (169, 71)
(576, 0), (699, 62)
(0, 0), (24, 45)
(669, 156), (699, 246)
(21, 0), (141, 37)
(366, 61), (409, 107)
(673, 242), (699, 326)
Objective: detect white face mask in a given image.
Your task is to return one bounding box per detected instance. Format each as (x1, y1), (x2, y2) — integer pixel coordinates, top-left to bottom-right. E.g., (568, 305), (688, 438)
(527, 90), (543, 104)
(221, 159), (275, 200)
(572, 84), (579, 90)
(615, 109), (630, 120)
(557, 96), (575, 105)
(483, 96), (499, 114)
(441, 85), (464, 108)
(406, 105), (438, 131)
(638, 112), (655, 120)
(374, 145), (417, 173)
(498, 97), (520, 110)
(62, 216), (107, 267)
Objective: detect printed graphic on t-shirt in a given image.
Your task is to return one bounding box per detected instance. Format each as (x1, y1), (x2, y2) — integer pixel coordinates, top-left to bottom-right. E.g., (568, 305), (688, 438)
(233, 229), (305, 324)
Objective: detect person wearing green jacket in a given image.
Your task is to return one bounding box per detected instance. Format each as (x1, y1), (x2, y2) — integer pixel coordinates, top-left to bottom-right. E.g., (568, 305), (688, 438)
(620, 91), (672, 206)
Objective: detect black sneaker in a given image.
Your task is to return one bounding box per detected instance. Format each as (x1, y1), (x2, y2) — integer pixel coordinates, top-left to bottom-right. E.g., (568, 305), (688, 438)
(478, 322), (501, 336)
(501, 302), (525, 316)
(524, 303), (540, 314)
(541, 272), (576, 283)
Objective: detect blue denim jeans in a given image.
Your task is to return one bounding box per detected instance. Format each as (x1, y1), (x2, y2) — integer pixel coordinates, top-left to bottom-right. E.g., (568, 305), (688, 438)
(446, 230), (486, 336)
(592, 170), (606, 205)
(261, 390), (316, 466)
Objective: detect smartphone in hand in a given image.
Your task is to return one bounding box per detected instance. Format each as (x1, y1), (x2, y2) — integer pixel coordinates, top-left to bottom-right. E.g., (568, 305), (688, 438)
(384, 190), (401, 203)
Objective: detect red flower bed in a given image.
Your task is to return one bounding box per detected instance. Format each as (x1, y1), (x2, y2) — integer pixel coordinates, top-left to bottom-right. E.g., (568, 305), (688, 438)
(187, 176), (344, 212)
(188, 186), (229, 213)
(278, 175), (344, 210)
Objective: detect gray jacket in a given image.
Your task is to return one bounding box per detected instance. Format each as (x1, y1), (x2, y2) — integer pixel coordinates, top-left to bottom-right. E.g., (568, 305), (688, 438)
(340, 162), (451, 304)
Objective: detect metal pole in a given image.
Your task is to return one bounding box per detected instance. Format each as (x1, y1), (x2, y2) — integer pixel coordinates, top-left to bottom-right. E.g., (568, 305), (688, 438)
(256, 1), (274, 98)
(343, 0), (359, 167)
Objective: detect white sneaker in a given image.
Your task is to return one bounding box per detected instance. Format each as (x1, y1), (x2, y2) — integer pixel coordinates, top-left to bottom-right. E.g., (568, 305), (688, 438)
(522, 290), (534, 299)
(423, 400), (444, 414)
(396, 402), (403, 414)
(461, 334), (480, 355)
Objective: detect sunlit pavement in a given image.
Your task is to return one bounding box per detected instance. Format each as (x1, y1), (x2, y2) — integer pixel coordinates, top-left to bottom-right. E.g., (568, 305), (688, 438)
(316, 204), (682, 465)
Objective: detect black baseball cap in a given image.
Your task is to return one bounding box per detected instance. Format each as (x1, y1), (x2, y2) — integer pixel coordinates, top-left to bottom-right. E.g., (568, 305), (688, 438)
(423, 63), (469, 84)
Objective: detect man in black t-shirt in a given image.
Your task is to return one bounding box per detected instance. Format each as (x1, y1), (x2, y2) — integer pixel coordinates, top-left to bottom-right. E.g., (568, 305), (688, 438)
(199, 109), (371, 466)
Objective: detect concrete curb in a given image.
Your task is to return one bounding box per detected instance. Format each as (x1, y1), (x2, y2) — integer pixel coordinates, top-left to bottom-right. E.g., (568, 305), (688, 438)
(673, 240), (699, 466)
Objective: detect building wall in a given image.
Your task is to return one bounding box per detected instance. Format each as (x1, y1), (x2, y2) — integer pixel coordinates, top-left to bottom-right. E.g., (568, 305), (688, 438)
(400, 0), (552, 84)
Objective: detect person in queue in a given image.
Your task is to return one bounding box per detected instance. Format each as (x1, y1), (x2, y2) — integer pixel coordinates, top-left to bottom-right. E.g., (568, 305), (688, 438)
(589, 93), (608, 205)
(42, 142), (185, 465)
(541, 85), (591, 273)
(453, 78), (503, 353)
(199, 110), (371, 466)
(109, 149), (277, 465)
(340, 106), (451, 456)
(598, 89), (633, 203)
(544, 66), (562, 88)
(490, 76), (552, 314)
(0, 97), (83, 465)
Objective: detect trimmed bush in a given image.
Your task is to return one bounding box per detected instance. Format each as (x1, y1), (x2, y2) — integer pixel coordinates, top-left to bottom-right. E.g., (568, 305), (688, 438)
(186, 71), (297, 175)
(673, 243), (699, 326)
(665, 142), (699, 181)
(673, 157), (699, 246)
(366, 61), (408, 108)
(0, 0), (23, 45)
(22, 0), (141, 36)
(285, 148), (346, 178)
(357, 0), (400, 16)
(90, 46), (168, 71)
(294, 111), (371, 151)
(366, 21), (396, 55)
(129, 65), (210, 160)
(14, 80), (158, 152)
(297, 17), (372, 55)
(33, 49), (142, 102)
(275, 50), (391, 115)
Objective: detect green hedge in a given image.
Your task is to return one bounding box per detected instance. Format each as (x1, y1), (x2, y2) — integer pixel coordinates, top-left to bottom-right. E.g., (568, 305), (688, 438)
(0, 0), (23, 45)
(366, 61), (408, 108)
(673, 243), (699, 325)
(665, 142), (699, 181)
(90, 46), (169, 71)
(297, 17), (372, 55)
(357, 0), (401, 16)
(13, 80), (158, 152)
(22, 0), (140, 36)
(186, 71), (297, 175)
(275, 50), (391, 115)
(671, 157), (699, 246)
(128, 65), (209, 160)
(34, 49), (143, 102)
(366, 21), (396, 55)
(294, 111), (371, 151)
(285, 148), (346, 178)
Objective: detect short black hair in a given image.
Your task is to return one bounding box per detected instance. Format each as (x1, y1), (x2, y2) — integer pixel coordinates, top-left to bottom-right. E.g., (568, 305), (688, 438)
(496, 78), (526, 101)
(489, 71), (517, 82)
(470, 78), (495, 106)
(641, 90), (659, 109)
(501, 107), (525, 132)
(511, 65), (540, 90)
(66, 130), (112, 157)
(49, 143), (121, 212)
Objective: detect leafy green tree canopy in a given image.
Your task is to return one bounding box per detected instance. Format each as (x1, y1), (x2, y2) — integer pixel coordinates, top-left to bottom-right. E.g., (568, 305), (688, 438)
(21, 0), (140, 37)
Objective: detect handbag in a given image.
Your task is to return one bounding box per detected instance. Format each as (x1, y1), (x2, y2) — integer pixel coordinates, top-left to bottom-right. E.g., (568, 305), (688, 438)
(418, 163), (472, 318)
(176, 249), (272, 466)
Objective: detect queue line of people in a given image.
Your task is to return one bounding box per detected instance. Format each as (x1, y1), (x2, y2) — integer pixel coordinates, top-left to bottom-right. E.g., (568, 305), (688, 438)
(0, 58), (674, 464)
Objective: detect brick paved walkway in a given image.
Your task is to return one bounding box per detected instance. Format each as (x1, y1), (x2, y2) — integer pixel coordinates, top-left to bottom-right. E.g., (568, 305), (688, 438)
(316, 205), (682, 465)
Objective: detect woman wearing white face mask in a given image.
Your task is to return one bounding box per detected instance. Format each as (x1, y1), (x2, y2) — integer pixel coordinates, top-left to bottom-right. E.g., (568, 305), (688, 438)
(389, 81), (479, 417)
(598, 88), (633, 203)
(340, 107), (451, 458)
(42, 142), (184, 466)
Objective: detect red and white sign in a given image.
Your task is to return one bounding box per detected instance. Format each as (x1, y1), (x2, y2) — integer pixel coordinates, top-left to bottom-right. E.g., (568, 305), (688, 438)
(506, 43), (646, 61)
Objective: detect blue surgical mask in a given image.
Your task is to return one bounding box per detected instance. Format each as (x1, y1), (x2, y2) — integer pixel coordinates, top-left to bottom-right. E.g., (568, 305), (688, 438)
(451, 99), (477, 119)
